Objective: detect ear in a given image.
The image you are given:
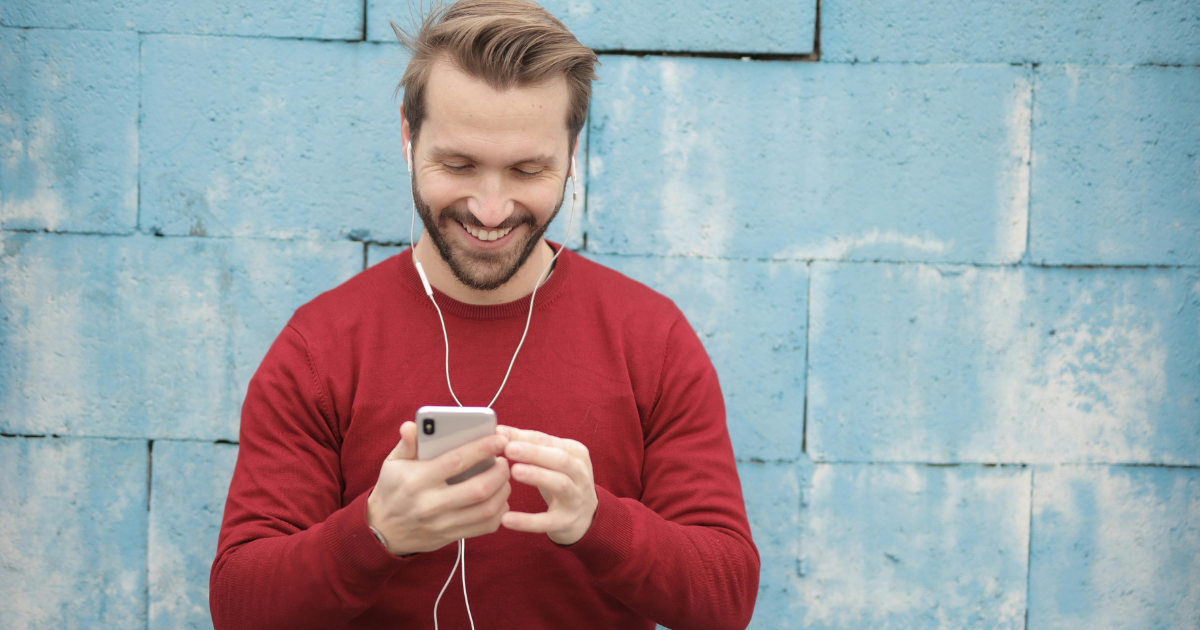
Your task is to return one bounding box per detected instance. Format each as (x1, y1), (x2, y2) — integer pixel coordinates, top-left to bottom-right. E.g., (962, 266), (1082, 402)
(401, 106), (412, 168)
(570, 132), (582, 178)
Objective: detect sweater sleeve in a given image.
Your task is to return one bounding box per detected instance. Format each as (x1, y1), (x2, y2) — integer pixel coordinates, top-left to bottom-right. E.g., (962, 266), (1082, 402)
(209, 324), (410, 630)
(565, 315), (761, 630)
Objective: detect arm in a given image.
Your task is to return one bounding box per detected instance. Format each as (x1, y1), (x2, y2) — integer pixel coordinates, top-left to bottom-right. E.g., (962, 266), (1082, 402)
(503, 315), (761, 630)
(209, 325), (407, 630)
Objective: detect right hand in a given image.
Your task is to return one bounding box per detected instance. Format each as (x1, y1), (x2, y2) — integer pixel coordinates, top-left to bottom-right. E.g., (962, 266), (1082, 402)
(366, 421), (511, 556)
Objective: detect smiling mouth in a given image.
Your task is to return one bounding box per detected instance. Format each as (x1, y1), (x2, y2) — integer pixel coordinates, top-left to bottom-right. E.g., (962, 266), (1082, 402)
(460, 221), (514, 242)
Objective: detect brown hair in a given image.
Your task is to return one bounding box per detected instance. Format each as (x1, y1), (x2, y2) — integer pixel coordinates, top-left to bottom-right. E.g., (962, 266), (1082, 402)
(392, 0), (599, 153)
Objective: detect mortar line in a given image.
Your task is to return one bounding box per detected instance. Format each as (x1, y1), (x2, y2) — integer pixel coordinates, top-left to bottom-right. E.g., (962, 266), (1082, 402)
(1023, 63), (1037, 264)
(812, 0), (822, 61)
(361, 0), (368, 41)
(144, 438), (154, 628)
(801, 261), (812, 454)
(136, 33), (144, 233)
(1024, 466), (1035, 630)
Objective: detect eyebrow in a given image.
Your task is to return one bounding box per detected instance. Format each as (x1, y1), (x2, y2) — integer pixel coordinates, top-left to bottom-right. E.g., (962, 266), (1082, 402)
(427, 146), (559, 167)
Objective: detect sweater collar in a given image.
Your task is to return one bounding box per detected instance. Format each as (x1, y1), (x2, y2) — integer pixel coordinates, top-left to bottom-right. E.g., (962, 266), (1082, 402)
(394, 242), (573, 321)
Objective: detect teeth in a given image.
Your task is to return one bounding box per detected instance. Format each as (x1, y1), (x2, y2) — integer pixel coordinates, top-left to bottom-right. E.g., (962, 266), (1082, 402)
(461, 222), (512, 242)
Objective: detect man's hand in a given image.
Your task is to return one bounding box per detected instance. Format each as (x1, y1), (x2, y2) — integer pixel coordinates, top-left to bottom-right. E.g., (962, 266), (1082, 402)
(367, 421), (511, 556)
(497, 425), (598, 546)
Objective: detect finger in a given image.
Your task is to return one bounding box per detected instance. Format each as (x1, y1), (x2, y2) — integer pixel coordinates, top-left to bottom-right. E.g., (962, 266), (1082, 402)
(386, 421), (419, 461)
(500, 510), (560, 534)
(505, 442), (586, 484)
(439, 481), (511, 531)
(511, 463), (576, 498)
(423, 433), (508, 485)
(433, 457), (511, 511)
(500, 426), (588, 460)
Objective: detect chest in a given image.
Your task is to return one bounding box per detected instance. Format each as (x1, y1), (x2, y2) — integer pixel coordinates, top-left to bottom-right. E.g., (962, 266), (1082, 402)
(335, 316), (648, 508)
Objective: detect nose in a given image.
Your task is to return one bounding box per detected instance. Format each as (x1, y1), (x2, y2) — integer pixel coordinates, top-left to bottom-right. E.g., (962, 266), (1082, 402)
(465, 173), (515, 228)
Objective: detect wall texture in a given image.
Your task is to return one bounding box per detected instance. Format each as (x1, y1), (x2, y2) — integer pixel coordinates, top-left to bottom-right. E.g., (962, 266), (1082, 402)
(1, 1), (1197, 628)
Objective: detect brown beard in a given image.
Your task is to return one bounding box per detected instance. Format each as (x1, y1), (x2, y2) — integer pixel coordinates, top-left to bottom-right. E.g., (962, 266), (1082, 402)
(411, 173), (563, 291)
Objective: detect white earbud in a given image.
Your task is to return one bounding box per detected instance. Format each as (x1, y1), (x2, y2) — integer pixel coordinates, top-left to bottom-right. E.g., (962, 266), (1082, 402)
(406, 141), (413, 174)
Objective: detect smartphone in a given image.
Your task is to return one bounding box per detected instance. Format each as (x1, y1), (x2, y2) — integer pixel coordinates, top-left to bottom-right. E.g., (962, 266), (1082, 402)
(415, 406), (498, 484)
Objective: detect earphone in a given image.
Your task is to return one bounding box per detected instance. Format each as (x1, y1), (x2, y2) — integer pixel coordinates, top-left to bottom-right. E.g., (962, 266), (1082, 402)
(406, 140), (579, 630)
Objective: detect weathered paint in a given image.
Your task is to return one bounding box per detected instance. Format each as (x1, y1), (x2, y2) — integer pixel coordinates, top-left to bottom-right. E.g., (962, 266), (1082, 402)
(369, 0), (818, 54)
(1028, 465), (1200, 629)
(0, 0), (363, 40)
(587, 56), (1031, 263)
(0, 437), (149, 630)
(149, 440), (239, 630)
(796, 463), (1031, 629)
(0, 232), (361, 440)
(822, 0), (1200, 64)
(0, 27), (138, 233)
(807, 263), (1200, 465)
(1031, 65), (1200, 266)
(140, 35), (410, 241)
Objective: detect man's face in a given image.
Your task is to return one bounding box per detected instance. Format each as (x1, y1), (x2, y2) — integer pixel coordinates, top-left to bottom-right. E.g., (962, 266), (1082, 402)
(407, 59), (573, 291)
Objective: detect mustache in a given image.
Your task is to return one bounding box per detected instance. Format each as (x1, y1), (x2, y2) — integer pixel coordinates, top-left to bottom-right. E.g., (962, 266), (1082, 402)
(437, 203), (538, 231)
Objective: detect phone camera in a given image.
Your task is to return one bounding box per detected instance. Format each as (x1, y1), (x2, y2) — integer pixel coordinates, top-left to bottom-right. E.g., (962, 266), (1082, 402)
(422, 419), (435, 435)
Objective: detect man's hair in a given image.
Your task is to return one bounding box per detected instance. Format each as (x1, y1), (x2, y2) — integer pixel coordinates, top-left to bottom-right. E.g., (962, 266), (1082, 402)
(392, 0), (599, 152)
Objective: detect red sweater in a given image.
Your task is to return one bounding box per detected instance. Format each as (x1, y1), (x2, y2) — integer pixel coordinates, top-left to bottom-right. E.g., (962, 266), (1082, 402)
(210, 247), (760, 630)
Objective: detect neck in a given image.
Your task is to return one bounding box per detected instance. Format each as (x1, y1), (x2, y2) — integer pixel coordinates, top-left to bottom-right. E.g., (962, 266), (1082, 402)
(412, 237), (558, 306)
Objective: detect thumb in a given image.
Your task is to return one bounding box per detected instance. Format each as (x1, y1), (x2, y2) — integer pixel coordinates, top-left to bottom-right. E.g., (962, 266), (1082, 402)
(387, 421), (418, 461)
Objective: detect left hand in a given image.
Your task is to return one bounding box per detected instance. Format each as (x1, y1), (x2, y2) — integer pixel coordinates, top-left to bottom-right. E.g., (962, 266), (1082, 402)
(497, 425), (598, 545)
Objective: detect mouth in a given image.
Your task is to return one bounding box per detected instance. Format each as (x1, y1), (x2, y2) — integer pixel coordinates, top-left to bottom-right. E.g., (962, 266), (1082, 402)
(459, 221), (515, 244)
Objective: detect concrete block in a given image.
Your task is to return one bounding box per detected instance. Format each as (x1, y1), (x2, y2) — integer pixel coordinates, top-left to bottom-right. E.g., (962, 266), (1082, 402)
(589, 254), (807, 461)
(822, 0), (1200, 64)
(140, 35), (409, 241)
(149, 440), (238, 630)
(367, 242), (406, 269)
(0, 0), (363, 40)
(796, 463), (1030, 629)
(0, 27), (138, 234)
(807, 263), (1200, 465)
(0, 436), (148, 630)
(587, 56), (1031, 263)
(1031, 65), (1200, 266)
(369, 0), (817, 54)
(0, 232), (361, 440)
(738, 460), (807, 630)
(1028, 465), (1200, 630)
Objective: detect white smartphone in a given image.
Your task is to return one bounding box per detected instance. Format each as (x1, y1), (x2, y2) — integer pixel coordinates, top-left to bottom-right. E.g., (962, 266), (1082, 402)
(415, 406), (498, 484)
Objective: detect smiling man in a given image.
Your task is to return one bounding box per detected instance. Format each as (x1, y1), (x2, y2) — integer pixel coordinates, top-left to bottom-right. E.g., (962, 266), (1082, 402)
(209, 2), (759, 629)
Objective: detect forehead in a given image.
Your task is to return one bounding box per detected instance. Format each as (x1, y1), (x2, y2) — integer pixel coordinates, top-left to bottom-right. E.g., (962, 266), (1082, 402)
(421, 58), (571, 150)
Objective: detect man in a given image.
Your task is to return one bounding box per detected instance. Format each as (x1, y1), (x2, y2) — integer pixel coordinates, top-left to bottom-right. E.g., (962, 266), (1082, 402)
(209, 1), (759, 628)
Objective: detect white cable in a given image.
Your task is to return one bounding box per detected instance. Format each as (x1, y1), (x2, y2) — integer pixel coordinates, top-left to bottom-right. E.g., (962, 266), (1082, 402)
(461, 538), (475, 630)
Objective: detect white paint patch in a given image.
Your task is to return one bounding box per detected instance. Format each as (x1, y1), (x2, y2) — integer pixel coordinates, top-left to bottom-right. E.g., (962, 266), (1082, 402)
(996, 72), (1032, 263)
(656, 60), (733, 257)
(775, 228), (951, 261)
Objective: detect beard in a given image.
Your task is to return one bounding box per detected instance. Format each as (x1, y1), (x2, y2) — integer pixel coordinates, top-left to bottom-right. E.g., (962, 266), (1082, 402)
(411, 173), (563, 292)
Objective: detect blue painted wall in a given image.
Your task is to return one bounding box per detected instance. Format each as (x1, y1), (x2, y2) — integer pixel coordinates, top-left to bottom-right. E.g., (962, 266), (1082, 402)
(1, 1), (1197, 628)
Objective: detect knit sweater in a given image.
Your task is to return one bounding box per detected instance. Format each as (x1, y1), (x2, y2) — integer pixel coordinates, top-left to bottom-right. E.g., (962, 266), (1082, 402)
(210, 246), (760, 630)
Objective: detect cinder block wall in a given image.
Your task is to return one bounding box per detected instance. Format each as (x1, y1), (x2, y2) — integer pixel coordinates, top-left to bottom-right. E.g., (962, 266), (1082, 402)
(1, 1), (1197, 628)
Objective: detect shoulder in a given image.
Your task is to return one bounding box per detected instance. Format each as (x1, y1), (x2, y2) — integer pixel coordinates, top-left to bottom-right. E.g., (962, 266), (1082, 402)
(567, 252), (683, 325)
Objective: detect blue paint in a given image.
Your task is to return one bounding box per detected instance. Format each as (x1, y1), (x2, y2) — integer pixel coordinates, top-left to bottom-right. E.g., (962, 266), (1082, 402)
(589, 254), (808, 461)
(0, 27), (139, 234)
(0, 437), (149, 629)
(140, 35), (411, 241)
(822, 0), (1200, 63)
(149, 440), (239, 630)
(0, 232), (361, 440)
(0, 0), (363, 40)
(796, 463), (1031, 629)
(808, 263), (1200, 465)
(587, 56), (1031, 263)
(368, 0), (818, 54)
(738, 460), (808, 629)
(1031, 65), (1200, 266)
(1028, 466), (1200, 628)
